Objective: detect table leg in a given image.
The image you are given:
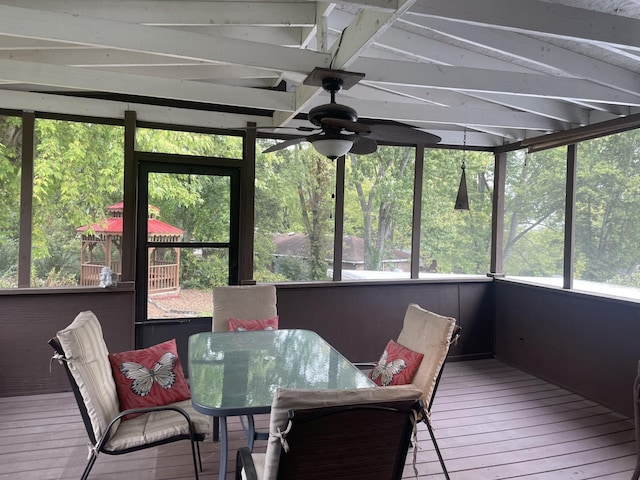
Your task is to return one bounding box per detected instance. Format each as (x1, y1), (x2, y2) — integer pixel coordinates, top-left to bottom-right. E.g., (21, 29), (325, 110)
(219, 416), (228, 480)
(241, 415), (256, 451)
(213, 416), (219, 442)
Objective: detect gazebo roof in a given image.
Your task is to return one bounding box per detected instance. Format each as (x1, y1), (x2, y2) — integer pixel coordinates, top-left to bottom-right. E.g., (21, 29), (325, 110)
(77, 203), (183, 236)
(76, 217), (184, 236)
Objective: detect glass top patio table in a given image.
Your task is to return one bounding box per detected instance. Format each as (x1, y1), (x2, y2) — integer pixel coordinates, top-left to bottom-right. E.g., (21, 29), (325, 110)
(188, 329), (375, 417)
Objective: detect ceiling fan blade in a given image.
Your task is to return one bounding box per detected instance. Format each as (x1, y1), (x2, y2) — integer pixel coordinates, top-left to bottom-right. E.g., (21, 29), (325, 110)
(262, 136), (307, 153)
(358, 119), (441, 145)
(320, 117), (371, 133)
(349, 136), (377, 155)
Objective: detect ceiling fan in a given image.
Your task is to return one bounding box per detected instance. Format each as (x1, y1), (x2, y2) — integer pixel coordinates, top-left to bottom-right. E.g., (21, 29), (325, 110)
(262, 67), (441, 159)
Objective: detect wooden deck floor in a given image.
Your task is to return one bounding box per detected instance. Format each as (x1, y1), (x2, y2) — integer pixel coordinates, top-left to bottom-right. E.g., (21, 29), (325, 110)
(1, 359), (637, 479)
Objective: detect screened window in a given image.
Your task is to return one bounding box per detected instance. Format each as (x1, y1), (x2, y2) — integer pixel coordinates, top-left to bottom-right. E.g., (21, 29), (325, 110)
(421, 148), (493, 276)
(342, 146), (414, 280)
(574, 131), (640, 299)
(32, 119), (124, 287)
(503, 148), (566, 286)
(0, 115), (22, 288)
(136, 127), (243, 159)
(255, 140), (335, 282)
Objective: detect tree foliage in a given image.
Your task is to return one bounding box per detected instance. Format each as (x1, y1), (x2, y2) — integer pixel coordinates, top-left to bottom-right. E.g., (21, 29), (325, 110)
(1, 115), (639, 294)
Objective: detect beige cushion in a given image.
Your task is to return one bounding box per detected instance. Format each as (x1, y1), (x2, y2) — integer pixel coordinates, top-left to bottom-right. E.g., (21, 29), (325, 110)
(58, 311), (212, 451)
(56, 311), (121, 442)
(396, 304), (456, 408)
(243, 452), (266, 480)
(105, 399), (211, 450)
(260, 385), (421, 480)
(212, 285), (277, 332)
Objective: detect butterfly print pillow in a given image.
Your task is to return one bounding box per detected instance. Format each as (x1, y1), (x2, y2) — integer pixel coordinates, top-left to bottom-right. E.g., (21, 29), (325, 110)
(369, 340), (424, 387)
(108, 338), (191, 419)
(228, 316), (279, 331)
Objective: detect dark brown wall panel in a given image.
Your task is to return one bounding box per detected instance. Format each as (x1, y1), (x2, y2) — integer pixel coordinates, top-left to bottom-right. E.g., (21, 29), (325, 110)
(0, 289), (134, 396)
(275, 280), (494, 363)
(2, 280), (494, 397)
(494, 280), (640, 417)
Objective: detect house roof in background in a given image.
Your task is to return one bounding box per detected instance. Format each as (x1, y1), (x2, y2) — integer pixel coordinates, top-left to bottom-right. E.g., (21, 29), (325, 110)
(1, 1), (640, 149)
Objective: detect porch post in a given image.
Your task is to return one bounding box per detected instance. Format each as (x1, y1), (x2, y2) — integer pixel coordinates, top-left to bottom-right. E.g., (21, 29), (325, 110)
(489, 151), (506, 276)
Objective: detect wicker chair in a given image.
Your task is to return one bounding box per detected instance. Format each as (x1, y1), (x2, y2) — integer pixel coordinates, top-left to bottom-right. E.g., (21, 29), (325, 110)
(235, 384), (423, 480)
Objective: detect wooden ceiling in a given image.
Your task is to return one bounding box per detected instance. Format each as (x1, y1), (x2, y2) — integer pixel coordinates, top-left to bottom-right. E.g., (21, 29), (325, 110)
(1, 0), (640, 149)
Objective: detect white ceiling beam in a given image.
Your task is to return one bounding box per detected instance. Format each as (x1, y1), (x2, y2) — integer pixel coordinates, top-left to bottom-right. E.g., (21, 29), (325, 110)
(167, 26), (305, 47)
(0, 89), (273, 129)
(375, 23), (537, 73)
(0, 5), (331, 73)
(88, 65), (281, 83)
(352, 58), (640, 106)
(0, 59), (294, 111)
(0, 1), (316, 27)
(345, 98), (566, 131)
(408, 0), (640, 51)
(0, 49), (285, 83)
(0, 48), (200, 67)
(402, 16), (640, 97)
(355, 82), (590, 125)
(273, 0), (417, 126)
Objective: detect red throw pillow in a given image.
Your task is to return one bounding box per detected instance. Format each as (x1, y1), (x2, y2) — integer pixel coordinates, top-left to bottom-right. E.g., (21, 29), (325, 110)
(369, 339), (424, 387)
(228, 316), (279, 331)
(108, 339), (191, 419)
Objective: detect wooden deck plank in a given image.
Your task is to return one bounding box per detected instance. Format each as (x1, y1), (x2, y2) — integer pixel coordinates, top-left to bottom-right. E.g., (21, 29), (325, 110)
(1, 358), (637, 479)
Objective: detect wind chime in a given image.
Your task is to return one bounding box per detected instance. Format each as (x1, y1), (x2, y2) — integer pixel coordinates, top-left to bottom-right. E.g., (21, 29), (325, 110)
(454, 128), (470, 211)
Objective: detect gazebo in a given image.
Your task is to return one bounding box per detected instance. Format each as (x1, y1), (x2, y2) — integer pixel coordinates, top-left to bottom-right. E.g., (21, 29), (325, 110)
(76, 203), (184, 293)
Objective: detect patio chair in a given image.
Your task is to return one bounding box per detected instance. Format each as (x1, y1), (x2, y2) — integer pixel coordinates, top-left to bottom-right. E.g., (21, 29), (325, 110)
(212, 284), (278, 445)
(632, 360), (640, 480)
(212, 284), (278, 333)
(49, 311), (210, 480)
(235, 384), (423, 480)
(356, 303), (460, 480)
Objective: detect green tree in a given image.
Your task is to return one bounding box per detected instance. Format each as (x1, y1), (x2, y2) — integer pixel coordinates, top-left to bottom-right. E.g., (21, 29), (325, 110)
(255, 141), (333, 281)
(421, 148), (493, 274)
(502, 149), (566, 276)
(345, 146), (414, 270)
(32, 119), (125, 285)
(0, 115), (22, 285)
(575, 132), (640, 283)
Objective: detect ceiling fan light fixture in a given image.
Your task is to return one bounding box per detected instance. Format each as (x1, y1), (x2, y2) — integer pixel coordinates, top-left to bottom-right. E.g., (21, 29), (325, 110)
(311, 136), (353, 160)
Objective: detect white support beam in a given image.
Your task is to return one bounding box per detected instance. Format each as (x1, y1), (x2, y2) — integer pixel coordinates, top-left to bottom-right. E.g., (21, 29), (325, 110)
(408, 0), (640, 51)
(402, 16), (640, 97)
(352, 58), (640, 106)
(273, 0), (417, 126)
(0, 59), (294, 111)
(345, 98), (567, 131)
(375, 24), (537, 73)
(0, 1), (316, 27)
(356, 82), (590, 124)
(0, 5), (331, 73)
(0, 89), (274, 129)
(168, 26), (306, 47)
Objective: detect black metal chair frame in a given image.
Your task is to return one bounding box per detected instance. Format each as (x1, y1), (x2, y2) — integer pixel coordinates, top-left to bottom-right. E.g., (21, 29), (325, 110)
(49, 337), (205, 480)
(423, 325), (461, 480)
(236, 399), (423, 480)
(354, 324), (461, 479)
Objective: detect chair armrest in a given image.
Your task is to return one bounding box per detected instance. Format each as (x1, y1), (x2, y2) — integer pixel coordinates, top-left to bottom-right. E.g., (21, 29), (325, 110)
(236, 447), (258, 480)
(99, 405), (201, 450)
